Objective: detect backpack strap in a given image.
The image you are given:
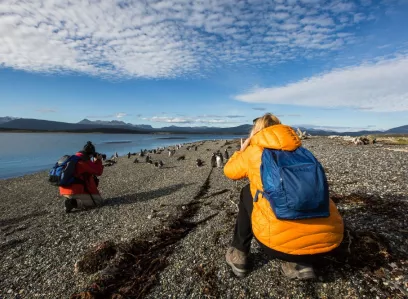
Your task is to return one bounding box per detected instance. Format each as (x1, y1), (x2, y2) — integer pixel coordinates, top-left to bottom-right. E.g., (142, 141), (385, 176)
(254, 189), (263, 202)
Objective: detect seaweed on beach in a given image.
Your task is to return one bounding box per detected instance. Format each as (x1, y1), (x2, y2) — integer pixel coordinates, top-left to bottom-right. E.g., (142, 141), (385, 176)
(71, 171), (215, 299)
(193, 263), (218, 296)
(71, 205), (199, 299)
(315, 193), (408, 298)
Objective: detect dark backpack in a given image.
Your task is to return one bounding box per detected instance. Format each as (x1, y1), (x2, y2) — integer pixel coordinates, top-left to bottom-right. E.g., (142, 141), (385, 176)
(254, 147), (330, 220)
(49, 155), (83, 186)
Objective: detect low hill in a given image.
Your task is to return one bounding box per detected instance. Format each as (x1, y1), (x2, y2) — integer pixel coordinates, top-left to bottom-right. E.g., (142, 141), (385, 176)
(386, 124), (408, 134)
(0, 118), (251, 135)
(0, 117), (406, 136)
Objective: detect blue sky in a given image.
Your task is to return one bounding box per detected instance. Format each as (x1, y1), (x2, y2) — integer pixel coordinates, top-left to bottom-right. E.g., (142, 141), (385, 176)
(1, 0), (408, 131)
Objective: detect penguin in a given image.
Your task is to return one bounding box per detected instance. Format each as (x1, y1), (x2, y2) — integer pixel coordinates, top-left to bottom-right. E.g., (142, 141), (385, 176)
(196, 159), (203, 167)
(114, 152), (119, 158)
(153, 149), (157, 154)
(158, 160), (164, 168)
(195, 146), (198, 151)
(154, 162), (159, 167)
(216, 151), (224, 164)
(127, 152), (131, 159)
(177, 155), (185, 161)
(140, 150), (145, 157)
(145, 155), (150, 163)
(216, 154), (223, 168)
(210, 153), (217, 168)
(133, 158), (139, 163)
(224, 149), (229, 160)
(148, 160), (153, 164)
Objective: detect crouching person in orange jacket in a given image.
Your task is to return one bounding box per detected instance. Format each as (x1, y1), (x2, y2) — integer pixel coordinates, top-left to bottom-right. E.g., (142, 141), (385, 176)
(224, 113), (344, 279)
(60, 141), (104, 213)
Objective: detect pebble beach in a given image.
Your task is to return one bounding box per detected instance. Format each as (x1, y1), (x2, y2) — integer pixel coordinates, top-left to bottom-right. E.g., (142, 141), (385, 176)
(0, 137), (407, 298)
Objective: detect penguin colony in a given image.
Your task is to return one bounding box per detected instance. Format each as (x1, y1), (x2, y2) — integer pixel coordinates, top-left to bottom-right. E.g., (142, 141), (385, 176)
(103, 140), (232, 170)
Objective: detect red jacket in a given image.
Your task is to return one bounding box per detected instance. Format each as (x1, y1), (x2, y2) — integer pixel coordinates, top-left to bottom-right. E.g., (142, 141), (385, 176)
(59, 152), (104, 195)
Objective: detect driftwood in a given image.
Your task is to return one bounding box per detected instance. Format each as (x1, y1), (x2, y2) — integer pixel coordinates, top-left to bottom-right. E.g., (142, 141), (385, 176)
(351, 136), (376, 145)
(296, 128), (310, 140)
(329, 135), (376, 145)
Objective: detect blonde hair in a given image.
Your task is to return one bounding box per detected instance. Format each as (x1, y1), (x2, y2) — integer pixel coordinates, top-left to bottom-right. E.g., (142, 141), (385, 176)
(250, 113), (281, 137)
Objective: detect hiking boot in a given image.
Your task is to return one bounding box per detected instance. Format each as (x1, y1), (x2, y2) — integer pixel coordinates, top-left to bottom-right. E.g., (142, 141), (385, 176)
(64, 198), (73, 213)
(281, 262), (316, 280)
(64, 198), (77, 213)
(225, 247), (248, 278)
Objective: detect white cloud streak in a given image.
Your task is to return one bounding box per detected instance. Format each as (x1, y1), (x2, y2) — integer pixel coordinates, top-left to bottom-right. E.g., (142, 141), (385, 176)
(0, 0), (380, 78)
(115, 113), (128, 118)
(87, 112), (129, 119)
(235, 55), (408, 112)
(144, 116), (241, 124)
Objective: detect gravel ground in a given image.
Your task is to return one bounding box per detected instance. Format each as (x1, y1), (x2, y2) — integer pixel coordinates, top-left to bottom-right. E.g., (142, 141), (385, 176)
(0, 137), (407, 299)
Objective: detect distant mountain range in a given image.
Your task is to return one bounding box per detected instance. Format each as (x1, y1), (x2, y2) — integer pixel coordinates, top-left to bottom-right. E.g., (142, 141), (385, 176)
(77, 118), (153, 130)
(0, 117), (407, 136)
(0, 116), (20, 124)
(0, 117), (251, 134)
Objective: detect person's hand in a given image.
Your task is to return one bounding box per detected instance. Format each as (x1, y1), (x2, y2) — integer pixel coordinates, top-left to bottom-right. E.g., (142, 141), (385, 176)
(240, 138), (251, 151)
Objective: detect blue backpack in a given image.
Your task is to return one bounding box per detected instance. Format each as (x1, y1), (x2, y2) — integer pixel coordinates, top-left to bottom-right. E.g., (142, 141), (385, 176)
(49, 155), (83, 186)
(254, 147), (330, 220)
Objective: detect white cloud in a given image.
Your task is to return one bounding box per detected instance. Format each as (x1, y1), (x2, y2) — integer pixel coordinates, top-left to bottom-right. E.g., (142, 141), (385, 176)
(329, 2), (356, 13)
(115, 113), (128, 118)
(353, 13), (366, 23)
(87, 113), (129, 119)
(145, 115), (240, 124)
(150, 116), (193, 123)
(234, 55), (408, 112)
(0, 0), (382, 78)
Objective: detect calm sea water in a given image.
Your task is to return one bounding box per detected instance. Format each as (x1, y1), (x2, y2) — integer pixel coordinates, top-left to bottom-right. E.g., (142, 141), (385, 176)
(0, 133), (243, 179)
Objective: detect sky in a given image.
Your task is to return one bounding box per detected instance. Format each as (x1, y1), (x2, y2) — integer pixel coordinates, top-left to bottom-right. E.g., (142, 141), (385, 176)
(1, 0), (408, 131)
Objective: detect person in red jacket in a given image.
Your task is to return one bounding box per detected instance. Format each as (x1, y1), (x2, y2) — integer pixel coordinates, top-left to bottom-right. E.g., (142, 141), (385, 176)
(60, 141), (104, 213)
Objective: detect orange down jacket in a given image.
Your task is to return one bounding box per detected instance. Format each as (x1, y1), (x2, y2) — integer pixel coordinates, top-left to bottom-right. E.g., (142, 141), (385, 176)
(224, 124), (344, 255)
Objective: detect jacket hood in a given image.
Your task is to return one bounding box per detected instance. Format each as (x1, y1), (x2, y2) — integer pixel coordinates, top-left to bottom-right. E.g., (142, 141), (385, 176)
(250, 124), (301, 151)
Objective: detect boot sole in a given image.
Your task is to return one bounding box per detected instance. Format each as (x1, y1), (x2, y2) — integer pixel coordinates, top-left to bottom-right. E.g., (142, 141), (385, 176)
(281, 267), (316, 280)
(226, 256), (247, 278)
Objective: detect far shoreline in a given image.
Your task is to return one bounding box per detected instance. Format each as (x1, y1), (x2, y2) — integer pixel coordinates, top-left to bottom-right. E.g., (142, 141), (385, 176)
(0, 138), (242, 181)
(0, 129), (247, 136)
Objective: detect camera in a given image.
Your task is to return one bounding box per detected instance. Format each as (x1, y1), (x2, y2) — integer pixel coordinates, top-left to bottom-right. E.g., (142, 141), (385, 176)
(93, 152), (107, 161)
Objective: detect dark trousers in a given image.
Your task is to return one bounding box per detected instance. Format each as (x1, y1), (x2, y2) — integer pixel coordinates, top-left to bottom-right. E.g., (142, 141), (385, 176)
(231, 184), (322, 264)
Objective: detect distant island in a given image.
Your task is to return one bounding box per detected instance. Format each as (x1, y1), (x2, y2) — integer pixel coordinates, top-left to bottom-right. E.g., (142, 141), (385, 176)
(0, 116), (408, 136)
